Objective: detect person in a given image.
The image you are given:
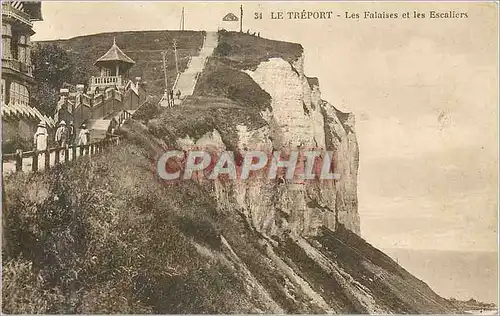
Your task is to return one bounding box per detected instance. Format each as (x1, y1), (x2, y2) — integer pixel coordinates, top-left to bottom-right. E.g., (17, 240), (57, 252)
(169, 89), (174, 106)
(68, 121), (76, 144)
(33, 121), (48, 151)
(78, 123), (90, 146)
(105, 118), (118, 139)
(176, 89), (181, 100)
(55, 120), (68, 147)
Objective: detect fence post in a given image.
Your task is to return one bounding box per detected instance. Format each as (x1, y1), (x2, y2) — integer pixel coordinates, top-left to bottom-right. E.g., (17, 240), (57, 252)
(15, 149), (23, 173)
(54, 147), (60, 165)
(65, 146), (70, 163)
(45, 149), (50, 170)
(72, 145), (77, 161)
(32, 150), (38, 172)
(79, 145), (84, 157)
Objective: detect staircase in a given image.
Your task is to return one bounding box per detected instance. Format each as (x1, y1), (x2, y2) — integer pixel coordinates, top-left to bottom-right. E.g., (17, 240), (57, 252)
(171, 31), (219, 105)
(88, 109), (136, 142)
(88, 119), (111, 142)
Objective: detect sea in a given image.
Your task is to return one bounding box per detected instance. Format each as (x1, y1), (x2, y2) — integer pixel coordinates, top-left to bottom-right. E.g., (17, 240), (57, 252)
(383, 248), (498, 306)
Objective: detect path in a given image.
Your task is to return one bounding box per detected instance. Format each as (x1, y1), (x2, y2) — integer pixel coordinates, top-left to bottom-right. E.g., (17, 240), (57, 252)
(170, 31), (219, 106)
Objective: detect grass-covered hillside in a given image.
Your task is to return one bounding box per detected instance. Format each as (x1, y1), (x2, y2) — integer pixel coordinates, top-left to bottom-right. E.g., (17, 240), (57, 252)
(37, 30), (205, 96)
(3, 112), (459, 314)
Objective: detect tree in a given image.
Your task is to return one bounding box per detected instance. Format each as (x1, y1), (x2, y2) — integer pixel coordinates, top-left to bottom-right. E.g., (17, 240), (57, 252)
(30, 43), (89, 116)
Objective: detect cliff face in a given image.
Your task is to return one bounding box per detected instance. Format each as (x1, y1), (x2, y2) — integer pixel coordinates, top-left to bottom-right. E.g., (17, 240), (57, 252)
(178, 52), (360, 238)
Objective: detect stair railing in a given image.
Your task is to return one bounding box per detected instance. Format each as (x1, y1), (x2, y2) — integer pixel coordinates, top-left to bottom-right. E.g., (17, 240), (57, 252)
(2, 136), (121, 174)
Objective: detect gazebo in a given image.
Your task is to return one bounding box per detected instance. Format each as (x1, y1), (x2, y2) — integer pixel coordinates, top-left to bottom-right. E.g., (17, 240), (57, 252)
(89, 38), (135, 92)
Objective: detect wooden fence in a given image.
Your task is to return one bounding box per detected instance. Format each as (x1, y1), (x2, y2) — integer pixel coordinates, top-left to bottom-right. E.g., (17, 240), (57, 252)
(2, 136), (121, 174)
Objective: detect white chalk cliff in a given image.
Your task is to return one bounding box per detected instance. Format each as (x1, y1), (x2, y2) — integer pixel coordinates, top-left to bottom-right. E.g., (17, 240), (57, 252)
(178, 52), (360, 238)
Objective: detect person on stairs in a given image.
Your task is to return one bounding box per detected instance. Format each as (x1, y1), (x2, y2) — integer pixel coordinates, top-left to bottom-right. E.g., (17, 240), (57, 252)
(33, 121), (48, 152)
(78, 123), (91, 155)
(68, 121), (76, 145)
(169, 89), (174, 107)
(55, 120), (68, 147)
(106, 118), (118, 139)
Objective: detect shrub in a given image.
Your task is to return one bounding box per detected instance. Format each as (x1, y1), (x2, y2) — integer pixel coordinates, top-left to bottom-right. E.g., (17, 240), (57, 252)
(214, 41), (232, 57)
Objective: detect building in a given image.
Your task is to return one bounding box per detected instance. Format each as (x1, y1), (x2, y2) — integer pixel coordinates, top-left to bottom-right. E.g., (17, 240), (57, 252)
(88, 37), (136, 94)
(55, 39), (146, 140)
(2, 1), (54, 151)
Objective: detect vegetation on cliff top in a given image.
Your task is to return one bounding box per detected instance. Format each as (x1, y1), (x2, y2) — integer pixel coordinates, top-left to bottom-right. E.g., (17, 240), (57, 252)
(215, 30), (303, 70)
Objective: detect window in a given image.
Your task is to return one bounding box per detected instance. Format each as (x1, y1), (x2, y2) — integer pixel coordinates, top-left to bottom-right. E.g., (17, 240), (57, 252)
(2, 38), (9, 59)
(9, 82), (29, 105)
(2, 23), (11, 36)
(10, 33), (19, 60)
(18, 46), (26, 63)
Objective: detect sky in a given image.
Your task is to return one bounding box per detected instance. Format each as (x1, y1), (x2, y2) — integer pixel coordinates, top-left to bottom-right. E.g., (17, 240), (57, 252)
(32, 1), (499, 253)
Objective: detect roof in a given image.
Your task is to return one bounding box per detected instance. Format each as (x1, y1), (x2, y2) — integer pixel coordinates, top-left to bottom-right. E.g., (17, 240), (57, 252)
(94, 38), (135, 66)
(5, 1), (43, 21)
(1, 102), (56, 127)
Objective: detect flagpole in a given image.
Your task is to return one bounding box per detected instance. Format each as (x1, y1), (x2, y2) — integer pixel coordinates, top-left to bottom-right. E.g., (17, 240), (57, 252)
(240, 5), (243, 32)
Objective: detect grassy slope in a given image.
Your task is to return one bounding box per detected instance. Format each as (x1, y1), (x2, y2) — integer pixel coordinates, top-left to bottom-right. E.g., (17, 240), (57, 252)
(3, 118), (459, 314)
(38, 30), (205, 96)
(216, 30), (303, 70)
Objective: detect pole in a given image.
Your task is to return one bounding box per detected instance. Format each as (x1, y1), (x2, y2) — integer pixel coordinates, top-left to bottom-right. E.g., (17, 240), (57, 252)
(240, 5), (243, 32)
(173, 39), (179, 74)
(161, 51), (168, 101)
(180, 7), (185, 31)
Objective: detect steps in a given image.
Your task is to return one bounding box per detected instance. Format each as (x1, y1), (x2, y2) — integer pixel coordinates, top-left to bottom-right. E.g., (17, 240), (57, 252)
(88, 109), (137, 141)
(172, 31), (219, 102)
(87, 119), (111, 142)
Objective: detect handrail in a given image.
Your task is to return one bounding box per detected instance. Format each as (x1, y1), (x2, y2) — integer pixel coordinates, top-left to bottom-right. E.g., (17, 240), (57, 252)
(2, 136), (121, 174)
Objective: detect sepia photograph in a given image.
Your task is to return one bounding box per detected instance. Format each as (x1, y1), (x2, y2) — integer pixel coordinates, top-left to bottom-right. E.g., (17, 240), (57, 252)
(1, 1), (498, 314)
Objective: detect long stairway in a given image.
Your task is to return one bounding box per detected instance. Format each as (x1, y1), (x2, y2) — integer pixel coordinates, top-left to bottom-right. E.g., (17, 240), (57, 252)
(88, 109), (137, 142)
(171, 31), (219, 106)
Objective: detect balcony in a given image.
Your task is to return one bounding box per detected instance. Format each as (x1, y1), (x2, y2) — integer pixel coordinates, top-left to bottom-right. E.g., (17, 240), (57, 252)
(2, 4), (33, 27)
(90, 76), (123, 89)
(2, 58), (33, 76)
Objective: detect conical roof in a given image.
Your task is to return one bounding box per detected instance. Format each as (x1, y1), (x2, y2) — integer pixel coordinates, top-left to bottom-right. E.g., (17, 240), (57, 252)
(94, 38), (135, 66)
